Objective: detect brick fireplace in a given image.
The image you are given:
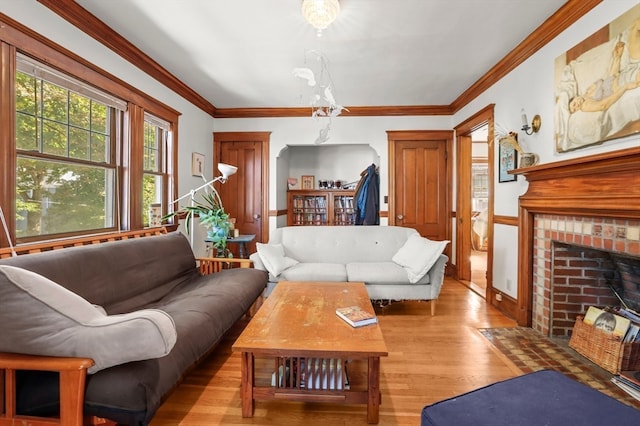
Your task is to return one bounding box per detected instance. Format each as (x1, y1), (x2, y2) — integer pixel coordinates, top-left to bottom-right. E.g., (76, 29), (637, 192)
(515, 146), (640, 335)
(532, 214), (640, 337)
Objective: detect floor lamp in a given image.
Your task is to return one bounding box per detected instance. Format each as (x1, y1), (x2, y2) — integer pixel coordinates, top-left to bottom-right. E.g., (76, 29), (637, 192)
(171, 162), (238, 249)
(0, 205), (17, 257)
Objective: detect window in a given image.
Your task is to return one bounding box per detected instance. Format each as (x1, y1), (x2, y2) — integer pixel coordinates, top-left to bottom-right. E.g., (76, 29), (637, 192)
(15, 55), (125, 239)
(0, 23), (180, 248)
(142, 113), (169, 227)
(472, 160), (489, 213)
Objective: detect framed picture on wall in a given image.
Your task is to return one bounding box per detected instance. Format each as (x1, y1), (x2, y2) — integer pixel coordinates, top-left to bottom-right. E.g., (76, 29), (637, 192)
(191, 152), (205, 177)
(498, 141), (517, 183)
(301, 175), (315, 189)
(554, 4), (640, 153)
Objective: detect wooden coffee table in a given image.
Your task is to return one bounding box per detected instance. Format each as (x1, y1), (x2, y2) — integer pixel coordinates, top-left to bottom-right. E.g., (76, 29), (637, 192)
(232, 281), (388, 423)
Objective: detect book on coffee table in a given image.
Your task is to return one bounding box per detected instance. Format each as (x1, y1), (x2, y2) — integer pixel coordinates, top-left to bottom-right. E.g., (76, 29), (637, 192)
(336, 306), (378, 327)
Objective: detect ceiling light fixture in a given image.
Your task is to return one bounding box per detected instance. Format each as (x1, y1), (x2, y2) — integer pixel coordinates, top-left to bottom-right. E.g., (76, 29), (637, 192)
(301, 0), (340, 36)
(293, 50), (348, 144)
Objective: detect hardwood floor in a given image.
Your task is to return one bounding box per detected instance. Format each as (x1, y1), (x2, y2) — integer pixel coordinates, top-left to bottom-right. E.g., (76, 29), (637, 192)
(470, 249), (487, 289)
(151, 278), (519, 425)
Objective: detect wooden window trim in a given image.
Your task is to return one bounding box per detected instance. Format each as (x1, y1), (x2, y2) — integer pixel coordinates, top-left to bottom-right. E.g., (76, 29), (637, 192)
(0, 14), (180, 247)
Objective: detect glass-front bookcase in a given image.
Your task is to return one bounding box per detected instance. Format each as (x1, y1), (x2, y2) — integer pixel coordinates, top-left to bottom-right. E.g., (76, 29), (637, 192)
(288, 190), (356, 226)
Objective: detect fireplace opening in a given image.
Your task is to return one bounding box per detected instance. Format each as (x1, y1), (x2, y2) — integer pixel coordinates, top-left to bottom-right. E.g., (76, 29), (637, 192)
(549, 243), (640, 337)
(531, 214), (640, 337)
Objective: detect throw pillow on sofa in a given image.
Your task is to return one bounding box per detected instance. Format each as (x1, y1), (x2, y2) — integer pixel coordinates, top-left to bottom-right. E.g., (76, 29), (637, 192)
(0, 265), (177, 374)
(392, 234), (449, 283)
(256, 243), (299, 277)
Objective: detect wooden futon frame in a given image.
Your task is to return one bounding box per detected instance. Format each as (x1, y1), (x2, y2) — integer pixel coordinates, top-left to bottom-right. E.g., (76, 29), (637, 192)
(0, 227), (253, 426)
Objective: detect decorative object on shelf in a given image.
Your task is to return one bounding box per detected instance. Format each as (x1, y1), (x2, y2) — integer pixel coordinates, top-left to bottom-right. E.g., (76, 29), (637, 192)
(287, 177), (299, 190)
(191, 152), (205, 177)
(293, 50), (348, 144)
(163, 163), (238, 252)
(301, 0), (340, 37)
(520, 108), (541, 135)
(519, 152), (539, 168)
(495, 125), (539, 175)
(320, 179), (340, 189)
(498, 134), (518, 183)
(148, 203), (162, 227)
(301, 175), (315, 190)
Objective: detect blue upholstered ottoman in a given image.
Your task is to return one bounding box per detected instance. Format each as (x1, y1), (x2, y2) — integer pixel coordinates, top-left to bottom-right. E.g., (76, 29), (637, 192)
(421, 370), (640, 426)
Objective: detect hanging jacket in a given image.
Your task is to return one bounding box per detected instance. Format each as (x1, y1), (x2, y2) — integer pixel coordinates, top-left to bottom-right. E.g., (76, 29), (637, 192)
(354, 164), (380, 225)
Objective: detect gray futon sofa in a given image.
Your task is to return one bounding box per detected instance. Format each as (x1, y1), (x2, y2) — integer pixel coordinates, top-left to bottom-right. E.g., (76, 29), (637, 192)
(0, 231), (267, 425)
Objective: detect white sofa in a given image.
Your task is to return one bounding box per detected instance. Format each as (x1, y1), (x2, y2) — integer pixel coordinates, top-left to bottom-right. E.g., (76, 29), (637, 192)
(250, 226), (449, 315)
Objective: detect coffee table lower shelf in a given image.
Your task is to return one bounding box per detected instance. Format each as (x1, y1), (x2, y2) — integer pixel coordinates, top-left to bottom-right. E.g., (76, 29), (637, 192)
(240, 352), (382, 423)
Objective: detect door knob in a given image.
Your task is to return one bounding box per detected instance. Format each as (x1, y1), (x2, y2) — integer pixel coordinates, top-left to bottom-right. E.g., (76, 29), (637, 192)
(397, 214), (404, 220)
(253, 213), (261, 220)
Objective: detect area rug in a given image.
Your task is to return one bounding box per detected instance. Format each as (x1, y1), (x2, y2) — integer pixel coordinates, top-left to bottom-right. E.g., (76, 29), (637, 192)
(478, 327), (640, 409)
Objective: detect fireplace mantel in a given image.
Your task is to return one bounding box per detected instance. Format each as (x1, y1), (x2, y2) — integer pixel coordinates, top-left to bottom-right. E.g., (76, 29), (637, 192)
(514, 146), (640, 326)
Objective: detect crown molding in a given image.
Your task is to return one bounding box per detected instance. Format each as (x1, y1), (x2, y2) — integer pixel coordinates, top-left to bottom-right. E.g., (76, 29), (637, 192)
(37, 0), (217, 116)
(212, 104), (453, 118)
(39, 0), (601, 118)
(450, 0), (602, 112)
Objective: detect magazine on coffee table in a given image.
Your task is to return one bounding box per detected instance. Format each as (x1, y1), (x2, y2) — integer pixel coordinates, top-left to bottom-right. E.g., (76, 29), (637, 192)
(336, 306), (378, 327)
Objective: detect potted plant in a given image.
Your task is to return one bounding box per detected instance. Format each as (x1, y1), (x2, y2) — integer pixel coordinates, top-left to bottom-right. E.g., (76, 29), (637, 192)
(163, 191), (232, 257)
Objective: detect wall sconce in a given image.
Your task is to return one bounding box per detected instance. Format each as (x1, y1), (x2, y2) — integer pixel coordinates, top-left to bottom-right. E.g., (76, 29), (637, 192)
(521, 109), (541, 135)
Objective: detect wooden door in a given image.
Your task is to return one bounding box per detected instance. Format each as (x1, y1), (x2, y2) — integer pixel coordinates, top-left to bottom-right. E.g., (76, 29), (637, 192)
(214, 132), (269, 257)
(388, 130), (451, 246)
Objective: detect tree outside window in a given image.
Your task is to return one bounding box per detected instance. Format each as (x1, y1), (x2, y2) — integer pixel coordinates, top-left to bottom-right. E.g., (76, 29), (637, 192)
(143, 115), (169, 227)
(15, 65), (119, 238)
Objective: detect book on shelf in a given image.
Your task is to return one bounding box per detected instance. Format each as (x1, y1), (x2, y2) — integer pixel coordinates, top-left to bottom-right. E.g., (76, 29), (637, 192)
(270, 357), (350, 390)
(336, 305), (378, 327)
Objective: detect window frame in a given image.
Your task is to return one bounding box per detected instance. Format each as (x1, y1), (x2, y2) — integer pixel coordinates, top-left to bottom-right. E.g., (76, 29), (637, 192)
(0, 17), (180, 248)
(15, 56), (122, 241)
(142, 113), (170, 228)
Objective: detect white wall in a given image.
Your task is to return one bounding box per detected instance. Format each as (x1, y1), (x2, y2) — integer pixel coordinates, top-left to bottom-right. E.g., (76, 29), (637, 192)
(216, 0), (640, 298)
(287, 144), (379, 189)
(453, 0), (640, 296)
(6, 0), (638, 280)
(213, 115), (452, 231)
(3, 1), (216, 256)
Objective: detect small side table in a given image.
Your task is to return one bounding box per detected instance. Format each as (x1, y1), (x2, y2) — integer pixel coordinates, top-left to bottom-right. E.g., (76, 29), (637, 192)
(225, 234), (256, 259)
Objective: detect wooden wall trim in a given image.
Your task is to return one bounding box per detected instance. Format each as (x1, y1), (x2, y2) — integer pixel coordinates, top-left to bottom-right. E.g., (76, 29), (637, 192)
(0, 41), (16, 249)
(270, 209), (288, 217)
(270, 209), (387, 218)
(37, 0), (598, 118)
(0, 12), (180, 121)
(494, 215), (518, 226)
(127, 105), (145, 229)
(488, 288), (518, 320)
(37, 0), (215, 117)
(213, 105), (453, 118)
(513, 146), (640, 326)
(516, 146), (640, 219)
(453, 105), (494, 287)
